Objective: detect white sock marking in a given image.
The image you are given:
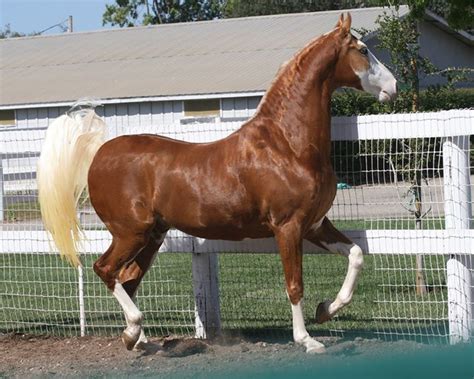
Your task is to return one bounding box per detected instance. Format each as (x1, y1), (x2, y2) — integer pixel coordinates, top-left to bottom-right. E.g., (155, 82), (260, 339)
(113, 280), (143, 327)
(291, 301), (309, 342)
(319, 242), (363, 316)
(291, 301), (325, 353)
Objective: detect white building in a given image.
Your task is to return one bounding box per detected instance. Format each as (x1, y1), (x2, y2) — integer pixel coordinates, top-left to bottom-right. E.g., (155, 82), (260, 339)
(0, 7), (472, 131)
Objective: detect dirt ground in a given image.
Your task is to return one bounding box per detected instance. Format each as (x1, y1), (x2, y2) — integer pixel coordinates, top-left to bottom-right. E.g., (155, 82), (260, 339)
(0, 334), (381, 378)
(1, 333), (473, 379)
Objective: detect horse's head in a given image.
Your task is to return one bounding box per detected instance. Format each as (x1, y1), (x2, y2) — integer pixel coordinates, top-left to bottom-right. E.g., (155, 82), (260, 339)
(332, 13), (397, 102)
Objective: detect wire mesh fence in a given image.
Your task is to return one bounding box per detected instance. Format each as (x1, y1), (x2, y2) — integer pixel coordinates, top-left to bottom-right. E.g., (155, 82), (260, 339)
(0, 108), (472, 344)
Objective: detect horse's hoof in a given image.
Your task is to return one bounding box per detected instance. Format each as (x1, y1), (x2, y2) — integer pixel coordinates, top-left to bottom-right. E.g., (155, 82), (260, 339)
(121, 330), (139, 351)
(303, 337), (326, 354)
(133, 330), (148, 351)
(133, 340), (148, 351)
(315, 300), (332, 324)
(306, 344), (327, 354)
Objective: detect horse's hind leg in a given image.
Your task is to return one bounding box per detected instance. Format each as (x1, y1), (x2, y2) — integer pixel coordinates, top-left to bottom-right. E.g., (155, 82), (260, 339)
(118, 228), (167, 350)
(93, 233), (153, 350)
(304, 217), (364, 323)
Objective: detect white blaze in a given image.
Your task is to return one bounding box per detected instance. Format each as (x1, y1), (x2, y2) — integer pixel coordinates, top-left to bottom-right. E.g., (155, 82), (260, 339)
(355, 41), (397, 102)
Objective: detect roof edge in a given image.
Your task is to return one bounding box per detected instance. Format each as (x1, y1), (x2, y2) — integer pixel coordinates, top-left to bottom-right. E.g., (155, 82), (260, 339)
(424, 9), (474, 46)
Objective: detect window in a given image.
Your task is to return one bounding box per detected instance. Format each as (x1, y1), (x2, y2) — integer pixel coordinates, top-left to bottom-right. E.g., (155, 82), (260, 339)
(0, 110), (15, 127)
(184, 99), (220, 118)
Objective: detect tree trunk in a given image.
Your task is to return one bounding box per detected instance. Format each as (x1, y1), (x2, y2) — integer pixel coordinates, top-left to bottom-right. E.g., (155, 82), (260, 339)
(414, 169), (428, 295)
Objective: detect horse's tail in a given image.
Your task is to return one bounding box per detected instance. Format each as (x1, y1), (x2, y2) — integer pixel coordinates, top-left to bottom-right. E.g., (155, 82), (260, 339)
(37, 105), (107, 267)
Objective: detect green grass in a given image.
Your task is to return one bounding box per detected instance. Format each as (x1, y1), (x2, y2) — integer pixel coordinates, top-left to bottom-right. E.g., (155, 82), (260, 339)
(0, 253), (449, 343)
(4, 201), (41, 222)
(333, 218), (445, 230)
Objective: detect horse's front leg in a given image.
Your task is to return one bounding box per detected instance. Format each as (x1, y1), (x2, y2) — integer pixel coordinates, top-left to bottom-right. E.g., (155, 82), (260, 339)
(274, 222), (326, 354)
(305, 217), (364, 323)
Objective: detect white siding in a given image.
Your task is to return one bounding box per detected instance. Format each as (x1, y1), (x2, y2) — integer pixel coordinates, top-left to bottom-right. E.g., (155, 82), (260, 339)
(15, 107), (64, 129)
(9, 97), (263, 132)
(221, 97), (261, 119)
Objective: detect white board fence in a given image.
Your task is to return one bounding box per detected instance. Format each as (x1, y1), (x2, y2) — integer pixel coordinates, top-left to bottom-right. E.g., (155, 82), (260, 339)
(1, 109), (473, 343)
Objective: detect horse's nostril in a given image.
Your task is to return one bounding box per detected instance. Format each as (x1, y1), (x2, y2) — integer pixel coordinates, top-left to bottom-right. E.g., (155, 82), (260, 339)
(380, 90), (396, 102)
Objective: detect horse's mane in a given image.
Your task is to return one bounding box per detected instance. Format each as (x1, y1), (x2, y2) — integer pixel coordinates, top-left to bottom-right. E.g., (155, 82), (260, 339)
(253, 27), (340, 117)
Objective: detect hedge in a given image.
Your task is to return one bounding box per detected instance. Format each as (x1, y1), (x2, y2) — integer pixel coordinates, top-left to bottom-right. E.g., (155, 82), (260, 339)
(331, 87), (474, 116)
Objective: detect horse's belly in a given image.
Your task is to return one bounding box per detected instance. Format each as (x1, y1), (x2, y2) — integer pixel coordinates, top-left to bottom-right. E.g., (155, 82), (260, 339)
(173, 222), (273, 241)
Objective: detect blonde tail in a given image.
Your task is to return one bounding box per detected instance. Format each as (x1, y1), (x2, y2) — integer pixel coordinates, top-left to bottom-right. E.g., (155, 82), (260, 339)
(37, 109), (107, 267)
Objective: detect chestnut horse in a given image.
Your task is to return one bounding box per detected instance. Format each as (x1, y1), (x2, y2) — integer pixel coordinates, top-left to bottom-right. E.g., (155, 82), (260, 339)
(38, 13), (396, 353)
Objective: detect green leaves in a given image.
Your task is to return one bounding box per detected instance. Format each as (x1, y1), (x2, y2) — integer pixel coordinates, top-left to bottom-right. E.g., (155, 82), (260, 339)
(102, 1), (139, 27)
(102, 0), (224, 27)
(0, 24), (26, 39)
(428, 0), (473, 31)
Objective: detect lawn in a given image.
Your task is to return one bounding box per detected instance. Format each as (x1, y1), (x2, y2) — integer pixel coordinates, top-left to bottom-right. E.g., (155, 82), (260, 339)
(0, 252), (449, 343)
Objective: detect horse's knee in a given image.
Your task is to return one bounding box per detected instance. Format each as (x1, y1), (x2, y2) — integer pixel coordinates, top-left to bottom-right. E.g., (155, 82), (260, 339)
(287, 282), (304, 305)
(349, 244), (364, 270)
(93, 260), (116, 291)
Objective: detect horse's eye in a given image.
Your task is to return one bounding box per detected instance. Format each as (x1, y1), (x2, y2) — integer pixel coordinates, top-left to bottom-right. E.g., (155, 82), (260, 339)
(360, 47), (368, 56)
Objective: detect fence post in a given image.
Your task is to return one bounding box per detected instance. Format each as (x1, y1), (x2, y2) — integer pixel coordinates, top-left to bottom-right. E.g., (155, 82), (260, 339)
(78, 265), (86, 337)
(0, 157), (4, 222)
(443, 135), (472, 344)
(192, 252), (221, 339)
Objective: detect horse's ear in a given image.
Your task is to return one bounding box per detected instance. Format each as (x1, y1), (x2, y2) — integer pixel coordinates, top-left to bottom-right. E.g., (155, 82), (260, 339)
(335, 13), (344, 29)
(344, 13), (352, 32)
(337, 13), (352, 40)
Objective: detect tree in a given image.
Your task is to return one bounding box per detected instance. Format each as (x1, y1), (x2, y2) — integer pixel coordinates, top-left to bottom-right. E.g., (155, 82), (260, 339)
(373, 1), (473, 296)
(376, 11), (436, 112)
(222, 0), (385, 18)
(102, 0), (473, 31)
(427, 0), (473, 31)
(103, 0), (223, 27)
(0, 24), (25, 39)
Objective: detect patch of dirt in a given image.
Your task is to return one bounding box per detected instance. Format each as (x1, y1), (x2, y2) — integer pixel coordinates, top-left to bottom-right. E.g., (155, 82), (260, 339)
(0, 332), (434, 378)
(0, 333), (320, 377)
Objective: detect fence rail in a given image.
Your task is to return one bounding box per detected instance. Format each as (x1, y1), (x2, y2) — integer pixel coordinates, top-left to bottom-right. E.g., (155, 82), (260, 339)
(1, 109), (473, 344)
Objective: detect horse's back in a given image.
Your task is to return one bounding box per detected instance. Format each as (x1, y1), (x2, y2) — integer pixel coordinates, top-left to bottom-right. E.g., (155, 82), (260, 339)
(87, 132), (253, 234)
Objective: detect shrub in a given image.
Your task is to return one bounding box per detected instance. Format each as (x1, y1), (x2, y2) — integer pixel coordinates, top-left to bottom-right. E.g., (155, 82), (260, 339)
(331, 88), (474, 116)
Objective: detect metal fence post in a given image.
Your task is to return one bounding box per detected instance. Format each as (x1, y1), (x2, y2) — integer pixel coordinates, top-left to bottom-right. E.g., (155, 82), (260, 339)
(0, 157), (4, 222)
(78, 265), (86, 337)
(443, 135), (472, 344)
(192, 252), (221, 339)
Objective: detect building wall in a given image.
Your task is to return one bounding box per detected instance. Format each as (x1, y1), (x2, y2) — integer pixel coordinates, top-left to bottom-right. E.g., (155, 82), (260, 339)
(221, 97), (260, 119)
(366, 20), (473, 89)
(16, 107), (66, 129)
(418, 21), (473, 88)
(13, 97), (261, 133)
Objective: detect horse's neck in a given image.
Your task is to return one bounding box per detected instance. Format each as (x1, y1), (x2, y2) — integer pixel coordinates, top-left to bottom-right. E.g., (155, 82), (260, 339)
(254, 36), (338, 157)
